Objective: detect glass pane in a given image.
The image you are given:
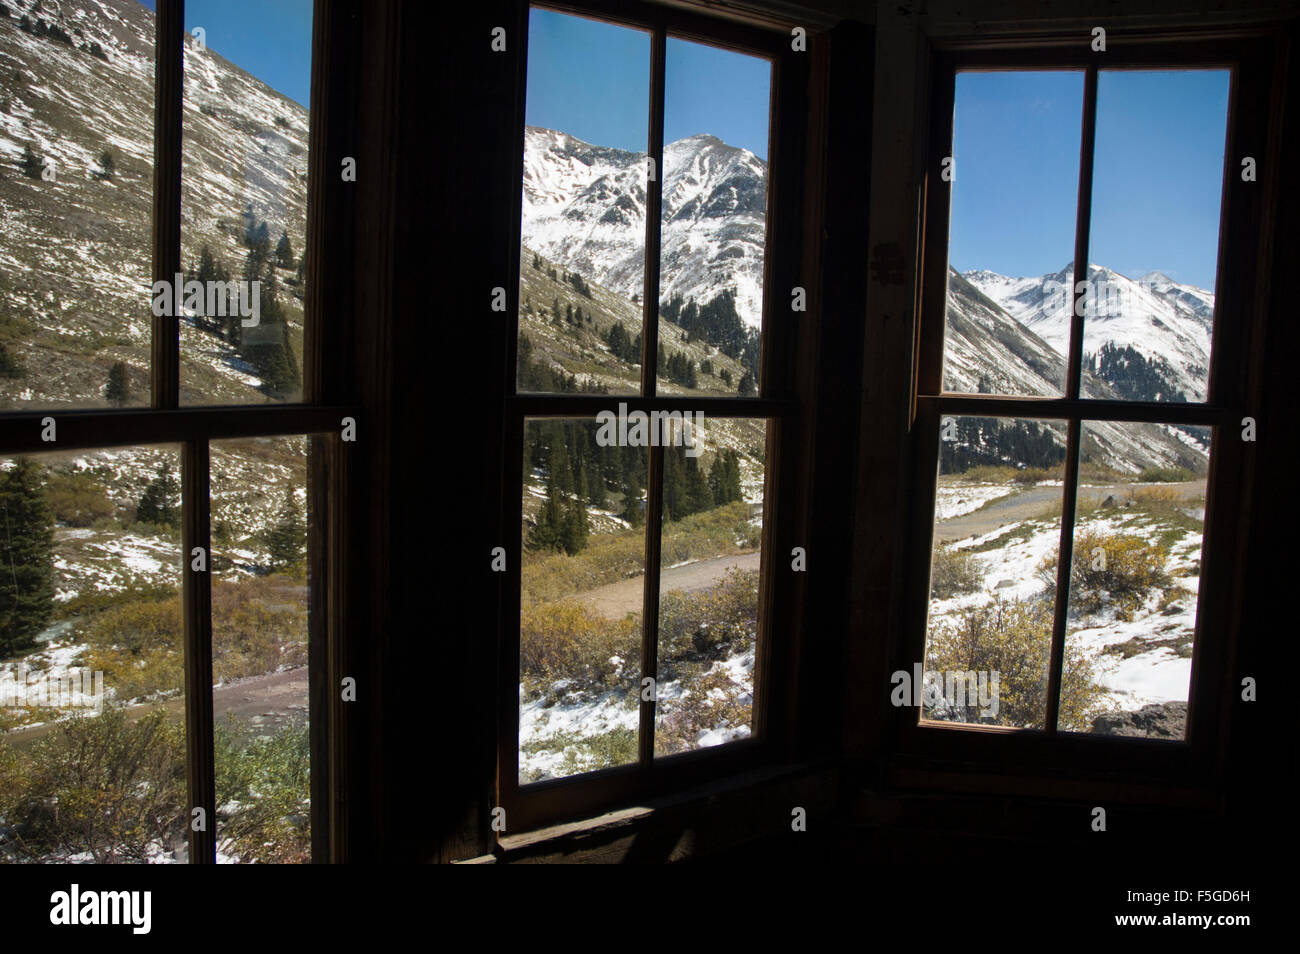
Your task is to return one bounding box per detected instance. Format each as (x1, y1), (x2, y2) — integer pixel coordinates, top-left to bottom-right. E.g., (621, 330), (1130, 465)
(655, 39), (770, 397)
(1, 446), (186, 862)
(946, 71), (1084, 397)
(1083, 70), (1227, 404)
(180, 1), (313, 404)
(1060, 422), (1210, 739)
(921, 416), (1066, 730)
(654, 415), (766, 756)
(519, 419), (644, 783)
(518, 10), (650, 395)
(210, 436), (310, 862)
(0, 2), (155, 410)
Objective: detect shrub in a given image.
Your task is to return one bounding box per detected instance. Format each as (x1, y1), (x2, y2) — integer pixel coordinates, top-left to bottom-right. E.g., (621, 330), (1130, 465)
(556, 726), (637, 776)
(518, 599), (637, 697)
(925, 595), (1111, 731)
(929, 544), (983, 599)
(657, 567), (758, 665)
(1138, 465), (1195, 483)
(0, 707), (187, 862)
(655, 665), (752, 756)
(215, 718), (310, 864)
(1039, 528), (1172, 620)
(44, 470), (115, 527)
(80, 598), (184, 701)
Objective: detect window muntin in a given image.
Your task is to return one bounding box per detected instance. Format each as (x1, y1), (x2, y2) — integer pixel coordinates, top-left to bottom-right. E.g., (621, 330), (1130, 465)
(917, 60), (1234, 744)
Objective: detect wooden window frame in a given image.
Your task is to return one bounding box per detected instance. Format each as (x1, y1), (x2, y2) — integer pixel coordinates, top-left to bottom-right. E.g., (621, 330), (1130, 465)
(893, 33), (1279, 791)
(0, 0), (364, 863)
(497, 0), (809, 833)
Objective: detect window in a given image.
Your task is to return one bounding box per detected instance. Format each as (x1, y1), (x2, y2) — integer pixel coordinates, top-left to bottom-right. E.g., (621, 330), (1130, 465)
(0, 0), (356, 863)
(905, 40), (1271, 773)
(502, 2), (801, 830)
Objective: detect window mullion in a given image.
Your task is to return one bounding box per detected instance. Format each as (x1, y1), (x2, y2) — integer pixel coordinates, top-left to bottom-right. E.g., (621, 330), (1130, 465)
(639, 444), (665, 765)
(151, 0), (184, 410)
(1045, 417), (1081, 734)
(1066, 65), (1098, 401)
(181, 437), (216, 862)
(637, 25), (667, 765)
(640, 26), (666, 398)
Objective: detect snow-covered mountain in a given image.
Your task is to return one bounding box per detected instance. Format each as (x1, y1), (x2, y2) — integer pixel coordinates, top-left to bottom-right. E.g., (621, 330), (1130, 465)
(521, 126), (767, 328)
(0, 0), (308, 410)
(964, 264), (1214, 403)
(944, 269), (1207, 474)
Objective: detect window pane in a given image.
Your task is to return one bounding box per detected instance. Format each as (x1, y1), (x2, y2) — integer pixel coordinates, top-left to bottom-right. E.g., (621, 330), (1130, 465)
(519, 418), (644, 783)
(180, 2), (312, 405)
(0, 2), (155, 410)
(1083, 71), (1227, 404)
(946, 71), (1084, 397)
(921, 417), (1066, 729)
(210, 436), (310, 862)
(518, 10), (649, 395)
(654, 415), (766, 756)
(655, 39), (770, 398)
(1, 446), (186, 863)
(1059, 422), (1209, 739)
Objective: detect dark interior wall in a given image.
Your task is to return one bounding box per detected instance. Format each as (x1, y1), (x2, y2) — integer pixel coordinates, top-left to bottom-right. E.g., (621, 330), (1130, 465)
(343, 0), (1292, 864)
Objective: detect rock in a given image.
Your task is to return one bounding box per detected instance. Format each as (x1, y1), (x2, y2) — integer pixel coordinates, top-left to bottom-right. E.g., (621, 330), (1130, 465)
(1161, 601), (1185, 616)
(1091, 701), (1188, 739)
(1100, 495), (1116, 508)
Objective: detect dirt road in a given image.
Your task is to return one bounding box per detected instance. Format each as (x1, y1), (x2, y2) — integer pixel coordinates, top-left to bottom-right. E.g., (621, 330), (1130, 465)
(577, 550), (761, 620)
(934, 480), (1206, 544)
(3, 667), (309, 750)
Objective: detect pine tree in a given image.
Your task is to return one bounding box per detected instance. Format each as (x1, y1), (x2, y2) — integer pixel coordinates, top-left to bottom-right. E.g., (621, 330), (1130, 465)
(684, 455), (713, 515)
(263, 489), (307, 572)
(0, 458), (55, 658)
(135, 462), (180, 529)
(738, 369), (757, 397)
(662, 447), (685, 521)
(19, 145), (42, 178)
(275, 230), (294, 269)
(105, 360), (130, 407)
(94, 147), (115, 180)
(0, 342), (23, 379)
(619, 449), (644, 527)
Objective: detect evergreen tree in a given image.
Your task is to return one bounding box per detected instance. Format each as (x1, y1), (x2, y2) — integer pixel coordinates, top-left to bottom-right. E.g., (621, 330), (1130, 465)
(105, 360), (130, 407)
(719, 367), (732, 386)
(619, 449), (644, 527)
(683, 455), (713, 515)
(738, 369), (757, 397)
(275, 230), (294, 269)
(662, 447), (686, 521)
(135, 462), (180, 529)
(0, 458), (55, 658)
(263, 489), (307, 572)
(94, 147), (115, 180)
(19, 145), (42, 178)
(0, 342), (23, 379)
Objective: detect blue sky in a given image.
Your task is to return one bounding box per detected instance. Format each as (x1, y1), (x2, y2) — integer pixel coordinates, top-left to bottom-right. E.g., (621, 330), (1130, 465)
(137, 0), (313, 107)
(949, 69), (1229, 290)
(525, 8), (771, 158)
